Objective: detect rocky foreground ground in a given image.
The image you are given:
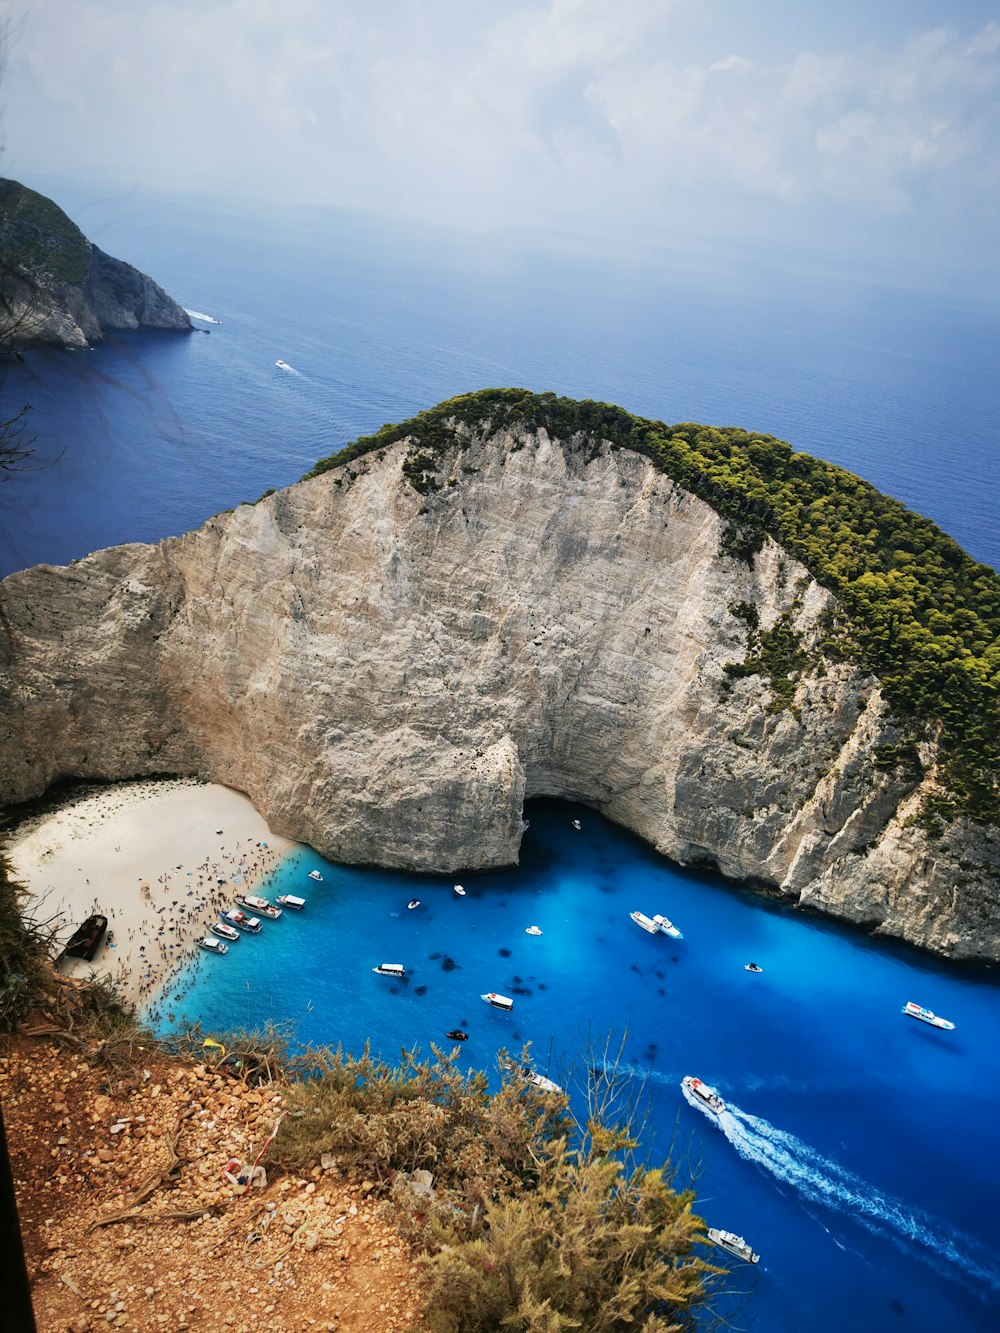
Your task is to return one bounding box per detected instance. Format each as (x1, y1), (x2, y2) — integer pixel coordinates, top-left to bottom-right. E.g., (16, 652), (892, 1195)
(3, 1034), (427, 1332)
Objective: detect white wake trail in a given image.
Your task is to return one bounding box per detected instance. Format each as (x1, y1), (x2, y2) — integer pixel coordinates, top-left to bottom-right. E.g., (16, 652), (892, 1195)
(185, 309), (221, 324)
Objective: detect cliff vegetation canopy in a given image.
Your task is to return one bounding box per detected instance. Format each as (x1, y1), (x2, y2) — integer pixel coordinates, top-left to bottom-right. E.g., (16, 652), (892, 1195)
(305, 388), (1000, 827)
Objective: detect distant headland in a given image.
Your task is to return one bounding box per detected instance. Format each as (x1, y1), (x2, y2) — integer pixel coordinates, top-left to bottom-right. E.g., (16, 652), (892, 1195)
(0, 178), (191, 349)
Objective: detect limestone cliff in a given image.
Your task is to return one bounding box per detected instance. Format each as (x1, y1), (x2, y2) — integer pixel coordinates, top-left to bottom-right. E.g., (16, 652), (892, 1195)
(1, 416), (997, 961)
(0, 179), (191, 348)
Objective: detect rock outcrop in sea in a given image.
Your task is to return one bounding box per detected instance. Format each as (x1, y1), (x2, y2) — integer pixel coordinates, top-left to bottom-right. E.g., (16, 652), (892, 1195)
(0, 179), (191, 348)
(1, 404), (997, 961)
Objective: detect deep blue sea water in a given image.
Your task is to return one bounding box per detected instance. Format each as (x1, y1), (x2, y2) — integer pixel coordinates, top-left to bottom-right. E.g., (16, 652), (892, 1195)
(3, 179), (999, 1329)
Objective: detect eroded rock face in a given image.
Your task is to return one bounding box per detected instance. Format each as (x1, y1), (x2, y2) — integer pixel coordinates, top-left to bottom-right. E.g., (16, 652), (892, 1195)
(1, 426), (997, 959)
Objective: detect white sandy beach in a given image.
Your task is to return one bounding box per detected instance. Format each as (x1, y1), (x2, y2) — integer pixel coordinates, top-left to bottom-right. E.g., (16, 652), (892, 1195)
(7, 778), (298, 1009)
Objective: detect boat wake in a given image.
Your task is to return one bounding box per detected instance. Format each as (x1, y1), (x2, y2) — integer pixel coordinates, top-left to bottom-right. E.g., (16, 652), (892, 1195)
(184, 309), (221, 324)
(719, 1103), (1000, 1298)
(275, 359), (302, 376)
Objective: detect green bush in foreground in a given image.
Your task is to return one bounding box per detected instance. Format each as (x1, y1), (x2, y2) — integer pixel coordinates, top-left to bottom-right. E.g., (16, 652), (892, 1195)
(270, 1042), (717, 1332)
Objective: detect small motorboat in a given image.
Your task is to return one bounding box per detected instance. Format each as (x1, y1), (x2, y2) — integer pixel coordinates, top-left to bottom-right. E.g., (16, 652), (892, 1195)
(407, 899), (421, 910)
(522, 1068), (564, 1095)
(446, 1029), (469, 1042)
(745, 962), (763, 973)
(653, 913), (683, 939)
(481, 992), (514, 1011)
(708, 1228), (760, 1264)
(198, 937), (228, 955)
(373, 963), (406, 977)
(211, 921), (240, 942)
(629, 910), (659, 935)
(308, 870), (324, 882)
(525, 925), (543, 936)
(454, 884), (467, 896)
(276, 894), (305, 911)
(571, 819), (582, 830)
(682, 1076), (727, 1118)
(275, 359), (291, 370)
(902, 1001), (955, 1030)
(236, 893), (282, 919)
(58, 914), (108, 962)
(222, 909), (263, 934)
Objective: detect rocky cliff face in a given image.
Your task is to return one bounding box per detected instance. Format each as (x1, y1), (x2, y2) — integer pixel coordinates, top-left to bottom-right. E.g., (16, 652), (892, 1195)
(1, 421), (997, 960)
(0, 179), (191, 348)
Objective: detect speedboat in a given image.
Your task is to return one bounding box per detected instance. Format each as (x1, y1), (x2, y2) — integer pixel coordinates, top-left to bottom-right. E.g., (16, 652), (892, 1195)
(308, 870), (323, 882)
(445, 1029), (469, 1042)
(373, 963), (405, 977)
(222, 909), (262, 934)
(407, 900), (421, 910)
(211, 921), (240, 942)
(902, 1001), (955, 1030)
(276, 894), (305, 911)
(745, 962), (763, 973)
(275, 359), (291, 370)
(522, 1068), (564, 1095)
(481, 992), (514, 1011)
(652, 913), (683, 939)
(454, 884), (467, 896)
(525, 925), (543, 936)
(236, 894), (282, 919)
(708, 1228), (760, 1264)
(59, 914), (108, 962)
(682, 1076), (726, 1117)
(198, 937), (228, 955)
(571, 819), (582, 830)
(629, 911), (659, 934)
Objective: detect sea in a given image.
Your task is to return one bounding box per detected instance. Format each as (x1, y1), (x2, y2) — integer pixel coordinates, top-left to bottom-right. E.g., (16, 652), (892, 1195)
(3, 177), (1000, 1331)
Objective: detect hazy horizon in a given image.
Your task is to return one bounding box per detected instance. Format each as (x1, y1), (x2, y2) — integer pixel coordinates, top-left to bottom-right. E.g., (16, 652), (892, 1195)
(4, 1), (999, 297)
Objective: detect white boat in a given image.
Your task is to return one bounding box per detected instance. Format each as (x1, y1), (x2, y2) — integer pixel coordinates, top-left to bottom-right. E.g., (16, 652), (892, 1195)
(902, 1001), (955, 1030)
(745, 962), (763, 973)
(198, 936), (228, 955)
(236, 893), (282, 919)
(275, 359), (291, 370)
(222, 909), (263, 934)
(629, 910), (659, 934)
(481, 992), (513, 1011)
(652, 913), (683, 939)
(571, 819), (582, 830)
(308, 870), (323, 882)
(276, 894), (305, 910)
(523, 1069), (563, 1095)
(373, 963), (405, 977)
(525, 925), (543, 936)
(210, 921), (240, 942)
(407, 899), (421, 910)
(682, 1076), (726, 1117)
(708, 1228), (760, 1264)
(454, 884), (467, 896)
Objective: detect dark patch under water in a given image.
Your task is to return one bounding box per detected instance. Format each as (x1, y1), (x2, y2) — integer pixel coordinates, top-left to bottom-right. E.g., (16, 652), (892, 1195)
(415, 985), (427, 996)
(441, 956), (459, 972)
(499, 947), (512, 958)
(428, 951), (443, 960)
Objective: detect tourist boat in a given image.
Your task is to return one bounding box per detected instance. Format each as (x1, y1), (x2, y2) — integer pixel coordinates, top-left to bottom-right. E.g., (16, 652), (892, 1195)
(198, 937), (228, 955)
(652, 913), (683, 939)
(745, 962), (763, 973)
(308, 870), (323, 881)
(407, 899), (421, 910)
(445, 1029), (469, 1041)
(236, 894), (282, 919)
(481, 992), (514, 1011)
(522, 1068), (564, 1095)
(454, 884), (467, 896)
(525, 925), (543, 936)
(629, 910), (659, 934)
(211, 921), (240, 942)
(221, 909), (263, 934)
(902, 1001), (955, 1030)
(682, 1076), (726, 1117)
(373, 963), (405, 977)
(708, 1228), (760, 1264)
(276, 894), (305, 911)
(275, 359), (291, 370)
(58, 914), (108, 962)
(571, 819), (582, 830)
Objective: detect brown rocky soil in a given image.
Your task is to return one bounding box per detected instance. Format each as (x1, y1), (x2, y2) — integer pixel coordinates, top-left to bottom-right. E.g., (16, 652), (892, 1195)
(2, 1036), (429, 1332)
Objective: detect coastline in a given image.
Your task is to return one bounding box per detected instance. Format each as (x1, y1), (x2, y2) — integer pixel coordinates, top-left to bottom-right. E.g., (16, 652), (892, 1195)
(6, 777), (298, 1009)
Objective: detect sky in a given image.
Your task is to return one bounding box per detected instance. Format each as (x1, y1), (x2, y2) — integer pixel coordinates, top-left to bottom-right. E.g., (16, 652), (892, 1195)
(2, 0), (1000, 288)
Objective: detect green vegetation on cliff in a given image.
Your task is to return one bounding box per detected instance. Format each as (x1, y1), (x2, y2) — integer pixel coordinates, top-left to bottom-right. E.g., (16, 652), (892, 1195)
(305, 388), (1000, 825)
(0, 179), (90, 287)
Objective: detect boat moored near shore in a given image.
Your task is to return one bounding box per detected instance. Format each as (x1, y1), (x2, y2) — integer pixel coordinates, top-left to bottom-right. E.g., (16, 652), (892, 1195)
(222, 909), (263, 934)
(708, 1228), (760, 1264)
(902, 1001), (955, 1030)
(198, 936), (228, 955)
(652, 913), (683, 939)
(211, 921), (240, 942)
(276, 894), (305, 910)
(629, 910), (659, 934)
(236, 893), (282, 919)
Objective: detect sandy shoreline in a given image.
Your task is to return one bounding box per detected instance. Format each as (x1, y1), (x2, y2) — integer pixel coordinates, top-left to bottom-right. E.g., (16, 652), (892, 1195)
(6, 778), (298, 1009)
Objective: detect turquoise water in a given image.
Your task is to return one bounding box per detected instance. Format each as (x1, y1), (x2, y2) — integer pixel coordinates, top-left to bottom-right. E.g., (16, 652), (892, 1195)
(152, 799), (1000, 1332)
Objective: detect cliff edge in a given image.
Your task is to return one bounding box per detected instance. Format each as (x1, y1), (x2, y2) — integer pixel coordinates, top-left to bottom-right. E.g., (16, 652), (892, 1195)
(1, 397), (997, 960)
(0, 179), (191, 348)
